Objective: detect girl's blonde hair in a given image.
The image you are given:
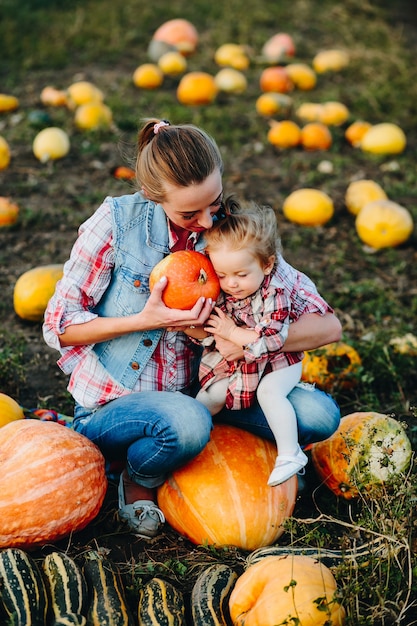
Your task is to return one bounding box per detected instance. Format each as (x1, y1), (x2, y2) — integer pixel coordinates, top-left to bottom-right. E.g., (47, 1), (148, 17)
(205, 196), (281, 268)
(136, 118), (223, 203)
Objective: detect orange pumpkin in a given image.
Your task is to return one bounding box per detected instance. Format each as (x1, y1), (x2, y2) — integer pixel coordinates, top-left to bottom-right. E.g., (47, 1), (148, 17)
(0, 419), (107, 548)
(267, 120), (301, 148)
(345, 120), (372, 147)
(261, 33), (296, 63)
(229, 554), (345, 626)
(0, 196), (19, 226)
(300, 122), (332, 150)
(152, 18), (198, 56)
(311, 412), (412, 499)
(259, 66), (293, 93)
(149, 250), (220, 310)
(176, 71), (218, 105)
(157, 424), (297, 550)
(301, 341), (362, 391)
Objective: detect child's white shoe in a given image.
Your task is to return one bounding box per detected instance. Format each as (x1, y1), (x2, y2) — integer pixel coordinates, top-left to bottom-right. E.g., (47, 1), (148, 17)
(268, 446), (308, 486)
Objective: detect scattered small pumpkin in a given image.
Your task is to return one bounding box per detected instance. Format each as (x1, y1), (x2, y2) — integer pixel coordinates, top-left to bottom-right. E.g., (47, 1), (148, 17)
(345, 120), (372, 147)
(74, 101), (113, 130)
(300, 121), (332, 150)
(157, 424), (297, 550)
(389, 333), (417, 356)
(282, 188), (334, 226)
(360, 122), (406, 154)
(158, 50), (187, 76)
(13, 263), (64, 322)
(261, 32), (296, 63)
(267, 119), (301, 148)
(176, 71), (218, 105)
(0, 393), (25, 428)
(229, 554), (346, 626)
(32, 127), (70, 162)
(355, 199), (414, 249)
(67, 80), (104, 108)
(259, 66), (293, 93)
(345, 179), (387, 216)
(132, 63), (164, 89)
(214, 68), (248, 94)
(40, 85), (69, 107)
(285, 62), (317, 90)
(301, 341), (362, 391)
(295, 101), (324, 123)
(0, 196), (19, 226)
(311, 411), (413, 499)
(255, 92), (293, 117)
(0, 93), (19, 112)
(0, 135), (11, 170)
(312, 49), (349, 73)
(319, 101), (350, 125)
(214, 43), (250, 70)
(149, 250), (220, 310)
(151, 18), (199, 56)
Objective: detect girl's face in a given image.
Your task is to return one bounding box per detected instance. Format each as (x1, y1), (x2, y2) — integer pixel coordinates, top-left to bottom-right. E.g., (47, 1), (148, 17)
(208, 246), (275, 300)
(159, 170), (223, 232)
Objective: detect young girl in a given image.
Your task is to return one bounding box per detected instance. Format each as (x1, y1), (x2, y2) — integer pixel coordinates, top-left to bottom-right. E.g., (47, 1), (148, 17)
(43, 119), (341, 539)
(196, 198), (334, 486)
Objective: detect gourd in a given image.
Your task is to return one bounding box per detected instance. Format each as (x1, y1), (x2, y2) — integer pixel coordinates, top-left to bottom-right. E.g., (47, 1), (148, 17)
(42, 552), (88, 625)
(149, 250), (220, 310)
(157, 424), (297, 551)
(311, 412), (413, 499)
(0, 548), (48, 626)
(0, 196), (19, 226)
(176, 72), (218, 105)
(259, 66), (293, 93)
(13, 263), (64, 322)
(312, 49), (349, 73)
(137, 577), (186, 625)
(228, 554), (346, 626)
(301, 341), (362, 391)
(214, 68), (247, 94)
(0, 420), (107, 548)
(133, 64), (164, 89)
(300, 122), (332, 150)
(345, 179), (387, 216)
(191, 563), (238, 626)
(285, 63), (317, 90)
(282, 188), (334, 226)
(0, 392), (24, 427)
(261, 33), (296, 62)
(151, 18), (199, 56)
(355, 199), (413, 249)
(32, 127), (70, 162)
(214, 44), (249, 71)
(74, 102), (113, 131)
(83, 551), (132, 626)
(360, 122), (406, 155)
(267, 120), (301, 148)
(0, 135), (11, 169)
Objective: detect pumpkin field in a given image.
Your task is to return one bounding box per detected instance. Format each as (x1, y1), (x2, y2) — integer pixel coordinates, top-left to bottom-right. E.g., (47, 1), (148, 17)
(1, 0), (417, 624)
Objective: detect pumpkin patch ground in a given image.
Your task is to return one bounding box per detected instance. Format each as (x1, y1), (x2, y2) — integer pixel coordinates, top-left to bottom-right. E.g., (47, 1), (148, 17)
(1, 1), (417, 623)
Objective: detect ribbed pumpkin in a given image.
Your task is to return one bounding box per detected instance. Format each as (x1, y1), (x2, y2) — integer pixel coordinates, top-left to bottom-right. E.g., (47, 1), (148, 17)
(229, 555), (346, 626)
(0, 419), (107, 548)
(158, 425), (297, 550)
(311, 412), (412, 499)
(301, 341), (362, 391)
(13, 263), (64, 322)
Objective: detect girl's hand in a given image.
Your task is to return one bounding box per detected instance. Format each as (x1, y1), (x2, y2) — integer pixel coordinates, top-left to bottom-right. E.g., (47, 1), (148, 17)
(204, 307), (237, 340)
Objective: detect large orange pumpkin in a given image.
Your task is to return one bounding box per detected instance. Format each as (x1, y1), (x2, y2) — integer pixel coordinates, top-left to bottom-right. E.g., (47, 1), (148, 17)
(157, 424), (297, 550)
(149, 250), (220, 310)
(229, 554), (345, 626)
(311, 412), (412, 499)
(0, 419), (107, 548)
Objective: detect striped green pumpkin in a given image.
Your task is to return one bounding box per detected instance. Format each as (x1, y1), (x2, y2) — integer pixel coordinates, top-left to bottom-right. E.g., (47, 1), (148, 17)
(42, 552), (87, 625)
(191, 564), (238, 626)
(0, 548), (48, 626)
(137, 577), (186, 625)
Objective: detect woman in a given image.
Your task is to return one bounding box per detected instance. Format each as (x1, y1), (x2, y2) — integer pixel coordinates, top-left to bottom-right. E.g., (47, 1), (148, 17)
(43, 118), (342, 539)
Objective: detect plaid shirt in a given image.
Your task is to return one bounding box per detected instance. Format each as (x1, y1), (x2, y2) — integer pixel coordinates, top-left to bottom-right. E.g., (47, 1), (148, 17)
(43, 198), (201, 409)
(199, 265), (332, 410)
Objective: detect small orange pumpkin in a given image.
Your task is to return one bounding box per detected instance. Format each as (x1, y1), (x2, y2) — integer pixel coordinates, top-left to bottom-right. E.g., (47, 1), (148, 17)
(157, 424), (297, 550)
(301, 341), (362, 391)
(0, 196), (19, 226)
(0, 419), (107, 548)
(267, 120), (301, 148)
(0, 136), (11, 170)
(176, 72), (218, 105)
(255, 93), (293, 117)
(259, 66), (293, 93)
(152, 18), (198, 56)
(149, 250), (220, 310)
(311, 412), (412, 499)
(285, 63), (317, 90)
(132, 63), (164, 89)
(300, 122), (332, 150)
(345, 120), (372, 147)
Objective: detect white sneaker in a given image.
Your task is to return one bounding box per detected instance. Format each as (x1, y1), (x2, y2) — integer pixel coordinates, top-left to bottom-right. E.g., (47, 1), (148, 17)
(268, 446), (308, 486)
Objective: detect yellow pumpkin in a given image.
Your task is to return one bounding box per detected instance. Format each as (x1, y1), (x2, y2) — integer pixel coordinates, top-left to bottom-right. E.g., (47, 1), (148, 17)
(301, 341), (362, 391)
(0, 393), (25, 428)
(66, 80), (104, 108)
(214, 68), (247, 94)
(355, 199), (414, 249)
(255, 93), (293, 117)
(0, 196), (19, 226)
(32, 127), (70, 163)
(214, 43), (250, 70)
(345, 179), (387, 216)
(285, 63), (317, 90)
(13, 264), (64, 322)
(229, 555), (345, 626)
(319, 101), (350, 126)
(389, 333), (417, 356)
(0, 93), (19, 112)
(360, 122), (406, 155)
(157, 424), (297, 550)
(0, 136), (11, 170)
(132, 63), (164, 89)
(74, 102), (113, 130)
(157, 50), (187, 76)
(282, 188), (334, 226)
(312, 49), (349, 73)
(267, 120), (301, 148)
(177, 72), (218, 105)
(295, 102), (324, 123)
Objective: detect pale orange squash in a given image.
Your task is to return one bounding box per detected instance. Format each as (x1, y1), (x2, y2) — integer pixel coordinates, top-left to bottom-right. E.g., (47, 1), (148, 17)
(157, 424), (297, 550)
(229, 554), (345, 626)
(0, 419), (107, 548)
(152, 18), (198, 56)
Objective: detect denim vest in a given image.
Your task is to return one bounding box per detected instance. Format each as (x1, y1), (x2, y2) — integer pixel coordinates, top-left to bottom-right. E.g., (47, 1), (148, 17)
(92, 192), (206, 389)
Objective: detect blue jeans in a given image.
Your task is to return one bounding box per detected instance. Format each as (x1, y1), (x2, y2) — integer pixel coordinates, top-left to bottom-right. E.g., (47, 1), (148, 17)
(73, 382), (340, 488)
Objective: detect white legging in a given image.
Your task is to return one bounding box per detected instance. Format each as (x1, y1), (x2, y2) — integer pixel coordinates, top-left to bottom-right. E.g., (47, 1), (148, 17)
(196, 362), (302, 457)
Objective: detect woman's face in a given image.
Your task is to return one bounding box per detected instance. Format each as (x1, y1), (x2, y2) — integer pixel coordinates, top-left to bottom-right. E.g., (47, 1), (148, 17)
(160, 170), (223, 232)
